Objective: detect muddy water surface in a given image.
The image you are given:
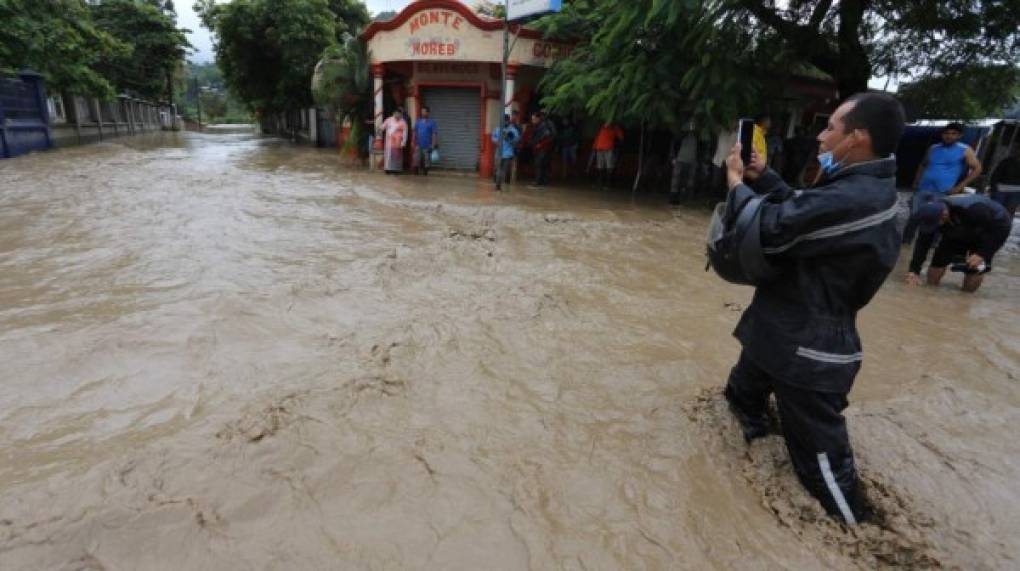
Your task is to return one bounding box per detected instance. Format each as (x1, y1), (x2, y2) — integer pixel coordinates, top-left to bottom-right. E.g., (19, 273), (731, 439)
(1, 132), (1018, 570)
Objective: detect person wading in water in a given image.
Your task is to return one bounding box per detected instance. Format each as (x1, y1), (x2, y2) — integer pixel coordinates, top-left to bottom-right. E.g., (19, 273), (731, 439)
(719, 93), (906, 525)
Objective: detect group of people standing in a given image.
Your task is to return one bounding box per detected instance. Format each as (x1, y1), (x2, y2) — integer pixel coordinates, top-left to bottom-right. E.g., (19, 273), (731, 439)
(904, 123), (1018, 293)
(379, 106), (438, 176)
(490, 111), (625, 190)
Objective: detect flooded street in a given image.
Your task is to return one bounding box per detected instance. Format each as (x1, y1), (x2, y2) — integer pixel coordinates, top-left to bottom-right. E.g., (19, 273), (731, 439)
(2, 131), (1019, 570)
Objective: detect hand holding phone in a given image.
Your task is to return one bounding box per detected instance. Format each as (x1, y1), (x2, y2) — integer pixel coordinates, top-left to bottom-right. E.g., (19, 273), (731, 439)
(737, 118), (755, 167)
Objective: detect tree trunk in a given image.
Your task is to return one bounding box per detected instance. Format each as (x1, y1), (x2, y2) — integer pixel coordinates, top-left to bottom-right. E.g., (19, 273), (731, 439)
(632, 121), (645, 195)
(834, 0), (872, 99)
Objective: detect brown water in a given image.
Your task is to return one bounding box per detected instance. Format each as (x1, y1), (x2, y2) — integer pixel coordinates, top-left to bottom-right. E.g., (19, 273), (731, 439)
(1, 131), (1018, 570)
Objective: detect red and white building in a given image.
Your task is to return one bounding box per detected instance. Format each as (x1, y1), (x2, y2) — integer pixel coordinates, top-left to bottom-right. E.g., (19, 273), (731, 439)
(360, 0), (572, 175)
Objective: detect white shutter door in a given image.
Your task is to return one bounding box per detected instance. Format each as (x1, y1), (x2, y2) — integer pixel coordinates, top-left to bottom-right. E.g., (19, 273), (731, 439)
(422, 87), (480, 170)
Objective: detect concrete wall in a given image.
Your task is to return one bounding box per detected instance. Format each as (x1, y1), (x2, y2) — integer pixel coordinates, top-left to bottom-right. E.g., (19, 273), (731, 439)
(259, 108), (317, 145)
(49, 93), (177, 149)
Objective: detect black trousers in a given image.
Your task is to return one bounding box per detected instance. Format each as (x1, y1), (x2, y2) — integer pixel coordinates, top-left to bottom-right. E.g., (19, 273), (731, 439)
(726, 350), (868, 524)
(534, 150), (551, 185)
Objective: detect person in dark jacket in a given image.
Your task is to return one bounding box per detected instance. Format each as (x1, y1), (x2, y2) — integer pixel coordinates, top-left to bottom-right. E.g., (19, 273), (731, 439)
(904, 194), (1011, 293)
(722, 92), (906, 525)
(529, 111), (557, 187)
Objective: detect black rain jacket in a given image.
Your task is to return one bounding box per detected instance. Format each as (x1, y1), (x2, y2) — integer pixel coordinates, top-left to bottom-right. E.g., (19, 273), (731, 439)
(728, 157), (901, 393)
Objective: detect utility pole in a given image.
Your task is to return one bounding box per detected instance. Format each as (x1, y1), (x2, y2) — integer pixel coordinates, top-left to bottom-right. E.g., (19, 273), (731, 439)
(194, 77), (203, 131)
(499, 0), (510, 190)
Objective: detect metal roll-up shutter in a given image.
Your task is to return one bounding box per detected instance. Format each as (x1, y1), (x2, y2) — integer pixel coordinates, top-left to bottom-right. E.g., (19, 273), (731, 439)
(421, 87), (480, 170)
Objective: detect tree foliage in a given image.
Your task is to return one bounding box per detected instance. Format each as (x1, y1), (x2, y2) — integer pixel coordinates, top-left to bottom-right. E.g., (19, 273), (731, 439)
(898, 65), (1020, 120)
(312, 36), (371, 155)
(312, 37), (371, 120)
(0, 0), (126, 97)
(536, 0), (757, 135)
(723, 0), (1020, 101)
(196, 0), (369, 115)
(90, 0), (191, 101)
(175, 62), (252, 123)
(326, 0), (370, 40)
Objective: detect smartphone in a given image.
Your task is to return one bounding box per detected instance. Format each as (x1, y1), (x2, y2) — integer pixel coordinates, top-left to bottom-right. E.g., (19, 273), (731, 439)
(737, 118), (755, 166)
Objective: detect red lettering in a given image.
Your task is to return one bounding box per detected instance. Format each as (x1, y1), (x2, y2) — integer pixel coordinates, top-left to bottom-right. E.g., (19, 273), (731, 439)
(419, 14), (428, 27)
(429, 11), (439, 24)
(443, 12), (451, 24)
(410, 20), (420, 34)
(453, 16), (462, 29)
(412, 42), (421, 55)
(448, 43), (456, 55)
(438, 44), (446, 55)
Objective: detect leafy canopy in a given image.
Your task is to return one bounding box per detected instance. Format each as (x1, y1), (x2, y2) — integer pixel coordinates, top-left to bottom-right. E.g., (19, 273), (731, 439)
(898, 65), (1020, 120)
(723, 0), (1020, 101)
(90, 0), (191, 100)
(0, 0), (126, 97)
(536, 0), (757, 134)
(196, 0), (369, 115)
(312, 36), (371, 121)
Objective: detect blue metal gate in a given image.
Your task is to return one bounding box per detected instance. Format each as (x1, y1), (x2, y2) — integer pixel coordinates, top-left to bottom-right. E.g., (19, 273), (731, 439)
(0, 71), (52, 159)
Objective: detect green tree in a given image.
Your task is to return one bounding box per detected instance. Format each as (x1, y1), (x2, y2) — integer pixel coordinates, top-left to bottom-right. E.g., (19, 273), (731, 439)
(90, 0), (191, 101)
(898, 65), (1020, 120)
(724, 0), (1020, 101)
(196, 0), (369, 116)
(312, 36), (371, 154)
(0, 0), (126, 97)
(537, 0), (756, 135)
(327, 0), (370, 40)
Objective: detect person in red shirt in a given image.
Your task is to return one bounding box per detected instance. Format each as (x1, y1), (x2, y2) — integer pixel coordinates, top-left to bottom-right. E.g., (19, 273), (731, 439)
(593, 123), (624, 187)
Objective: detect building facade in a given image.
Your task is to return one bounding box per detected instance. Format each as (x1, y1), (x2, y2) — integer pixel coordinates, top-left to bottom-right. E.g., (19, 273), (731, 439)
(360, 0), (572, 174)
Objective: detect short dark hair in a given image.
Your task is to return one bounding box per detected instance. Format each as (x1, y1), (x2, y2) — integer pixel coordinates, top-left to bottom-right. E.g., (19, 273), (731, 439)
(422, 105), (430, 113)
(754, 113), (770, 124)
(945, 122), (964, 133)
(843, 93), (906, 157)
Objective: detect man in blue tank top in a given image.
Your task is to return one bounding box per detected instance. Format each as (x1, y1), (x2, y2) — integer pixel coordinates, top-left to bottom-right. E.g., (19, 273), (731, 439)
(902, 123), (983, 244)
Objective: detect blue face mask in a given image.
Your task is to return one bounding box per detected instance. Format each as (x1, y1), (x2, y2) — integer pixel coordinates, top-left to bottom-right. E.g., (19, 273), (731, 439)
(817, 151), (841, 175)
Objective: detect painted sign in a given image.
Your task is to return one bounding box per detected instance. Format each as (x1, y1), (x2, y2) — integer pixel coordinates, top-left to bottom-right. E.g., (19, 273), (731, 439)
(531, 41), (573, 60)
(405, 38), (462, 57)
(507, 0), (562, 22)
(416, 62), (481, 75)
(407, 10), (465, 34)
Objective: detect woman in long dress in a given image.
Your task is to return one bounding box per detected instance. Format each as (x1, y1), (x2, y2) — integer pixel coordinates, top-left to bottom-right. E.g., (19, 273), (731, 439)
(381, 110), (408, 173)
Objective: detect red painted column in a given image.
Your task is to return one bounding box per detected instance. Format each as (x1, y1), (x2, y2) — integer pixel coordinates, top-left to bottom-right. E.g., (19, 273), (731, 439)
(371, 63), (386, 169)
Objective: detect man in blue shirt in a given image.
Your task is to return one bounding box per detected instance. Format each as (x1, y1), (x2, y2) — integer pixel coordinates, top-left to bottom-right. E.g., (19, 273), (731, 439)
(491, 113), (520, 191)
(902, 123), (983, 243)
(413, 106), (438, 176)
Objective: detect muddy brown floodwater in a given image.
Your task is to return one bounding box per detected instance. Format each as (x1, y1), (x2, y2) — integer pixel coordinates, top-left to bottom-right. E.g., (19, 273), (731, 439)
(1, 130), (1018, 570)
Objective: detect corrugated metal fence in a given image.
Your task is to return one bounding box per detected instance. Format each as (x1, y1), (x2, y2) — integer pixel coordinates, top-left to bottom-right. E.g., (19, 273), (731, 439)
(0, 72), (52, 158)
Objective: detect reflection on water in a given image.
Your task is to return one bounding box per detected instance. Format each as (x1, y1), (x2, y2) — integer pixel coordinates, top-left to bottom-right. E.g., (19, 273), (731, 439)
(0, 131), (1018, 569)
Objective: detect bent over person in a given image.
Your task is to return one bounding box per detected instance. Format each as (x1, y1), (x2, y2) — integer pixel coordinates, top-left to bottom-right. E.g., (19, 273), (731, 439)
(721, 93), (905, 524)
(905, 194), (1011, 293)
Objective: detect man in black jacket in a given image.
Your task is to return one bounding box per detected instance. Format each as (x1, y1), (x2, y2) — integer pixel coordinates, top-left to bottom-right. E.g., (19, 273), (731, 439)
(722, 93), (905, 525)
(905, 194), (1012, 293)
